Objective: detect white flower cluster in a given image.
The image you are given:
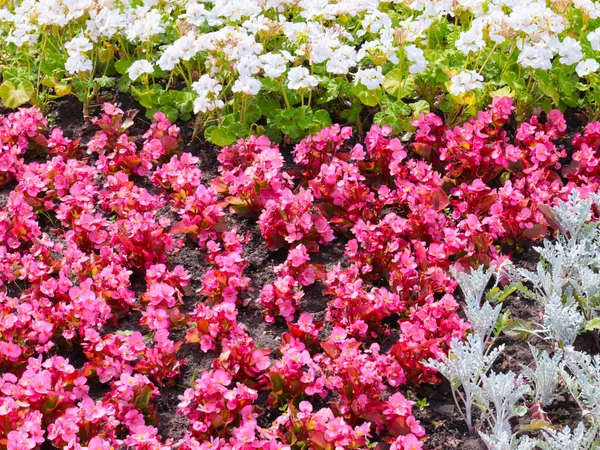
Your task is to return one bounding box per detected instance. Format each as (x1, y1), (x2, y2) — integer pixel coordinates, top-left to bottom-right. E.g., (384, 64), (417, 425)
(64, 34), (93, 74)
(1, 0), (599, 108)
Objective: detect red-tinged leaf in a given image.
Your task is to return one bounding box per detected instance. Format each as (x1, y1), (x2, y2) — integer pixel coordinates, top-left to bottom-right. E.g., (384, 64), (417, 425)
(41, 395), (60, 416)
(210, 178), (228, 194)
(388, 416), (411, 437)
(211, 414), (225, 430)
(268, 372), (285, 394)
(170, 221), (198, 235)
(321, 341), (340, 358)
(412, 142), (432, 160)
(431, 188), (449, 211)
(537, 204), (565, 235)
(309, 431), (328, 448)
(561, 161), (580, 178)
(477, 194), (498, 212)
(185, 327), (201, 343)
(359, 401), (386, 424)
(522, 223), (548, 241)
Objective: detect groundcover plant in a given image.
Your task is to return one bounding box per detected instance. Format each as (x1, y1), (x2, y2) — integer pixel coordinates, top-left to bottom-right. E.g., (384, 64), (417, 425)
(2, 0), (600, 145)
(1, 95), (600, 450)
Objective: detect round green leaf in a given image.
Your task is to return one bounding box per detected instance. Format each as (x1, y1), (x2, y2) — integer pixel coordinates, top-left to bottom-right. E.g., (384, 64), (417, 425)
(210, 127), (237, 147)
(0, 80), (34, 108)
(383, 70), (415, 100)
(353, 84), (381, 107)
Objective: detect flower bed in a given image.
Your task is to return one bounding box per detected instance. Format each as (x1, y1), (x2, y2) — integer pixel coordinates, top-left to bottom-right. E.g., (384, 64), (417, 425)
(0, 96), (600, 449)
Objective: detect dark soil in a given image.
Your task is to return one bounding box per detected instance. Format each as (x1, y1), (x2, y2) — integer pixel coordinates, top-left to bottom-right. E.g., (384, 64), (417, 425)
(32, 94), (590, 449)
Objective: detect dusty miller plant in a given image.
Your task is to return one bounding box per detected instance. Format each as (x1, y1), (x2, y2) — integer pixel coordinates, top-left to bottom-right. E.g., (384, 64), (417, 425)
(515, 191), (600, 346)
(521, 346), (563, 408)
(562, 347), (600, 424)
(424, 333), (504, 433)
(478, 371), (531, 444)
(538, 422), (598, 450)
(451, 265), (502, 345)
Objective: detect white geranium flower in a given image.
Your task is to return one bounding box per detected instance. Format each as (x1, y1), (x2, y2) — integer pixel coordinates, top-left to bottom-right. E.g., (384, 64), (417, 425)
(518, 43), (553, 70)
(157, 47), (183, 71)
(576, 59), (599, 77)
(287, 67), (318, 90)
(354, 67), (384, 90)
(456, 25), (485, 55)
(558, 37), (583, 66)
(449, 70), (484, 96)
(232, 76), (262, 95)
(127, 60), (154, 81)
(405, 44), (428, 74)
(260, 53), (287, 78)
(588, 29), (600, 51)
(65, 54), (93, 74)
(325, 45), (358, 75)
(65, 35), (93, 55)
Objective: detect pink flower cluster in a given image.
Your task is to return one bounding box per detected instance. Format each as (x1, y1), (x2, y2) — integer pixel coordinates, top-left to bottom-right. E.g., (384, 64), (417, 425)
(0, 98), (598, 449)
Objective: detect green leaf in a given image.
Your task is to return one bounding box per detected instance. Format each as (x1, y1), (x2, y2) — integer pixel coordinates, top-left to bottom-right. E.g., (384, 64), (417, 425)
(243, 103), (261, 124)
(228, 122), (250, 138)
(387, 100), (412, 117)
(204, 125), (217, 141)
(131, 86), (159, 109)
(584, 317), (600, 332)
(210, 127), (237, 146)
(40, 52), (66, 77)
(522, 419), (552, 431)
(0, 80), (34, 108)
(502, 318), (537, 340)
(409, 100), (430, 117)
(353, 84), (381, 107)
(93, 76), (115, 88)
(318, 78), (347, 103)
(382, 70), (415, 99)
(313, 109), (331, 127)
(161, 105), (179, 123)
(2, 67), (32, 86)
(54, 81), (72, 97)
(114, 59), (134, 76)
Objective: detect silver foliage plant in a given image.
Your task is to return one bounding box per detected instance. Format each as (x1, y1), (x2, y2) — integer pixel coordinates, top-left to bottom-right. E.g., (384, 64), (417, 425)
(521, 346), (563, 408)
(451, 265), (502, 345)
(424, 333), (504, 433)
(563, 347), (600, 422)
(539, 422), (599, 450)
(515, 190), (600, 346)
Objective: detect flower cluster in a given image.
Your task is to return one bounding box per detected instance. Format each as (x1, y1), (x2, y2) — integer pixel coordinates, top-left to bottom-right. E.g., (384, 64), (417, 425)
(1, 97), (599, 449)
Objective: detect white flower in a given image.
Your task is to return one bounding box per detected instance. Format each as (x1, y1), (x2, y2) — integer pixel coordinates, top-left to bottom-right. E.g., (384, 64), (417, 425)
(354, 67), (384, 90)
(232, 76), (262, 95)
(449, 70), (484, 96)
(157, 46), (183, 71)
(558, 37), (583, 66)
(260, 53), (287, 78)
(192, 74), (223, 97)
(193, 96), (224, 114)
(518, 43), (553, 70)
(325, 45), (358, 75)
(65, 54), (93, 74)
(576, 59), (599, 77)
(65, 35), (93, 56)
(405, 44), (427, 74)
(182, 1), (206, 26)
(237, 56), (261, 76)
(127, 60), (154, 81)
(456, 24), (485, 55)
(588, 29), (600, 51)
(287, 67), (318, 90)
